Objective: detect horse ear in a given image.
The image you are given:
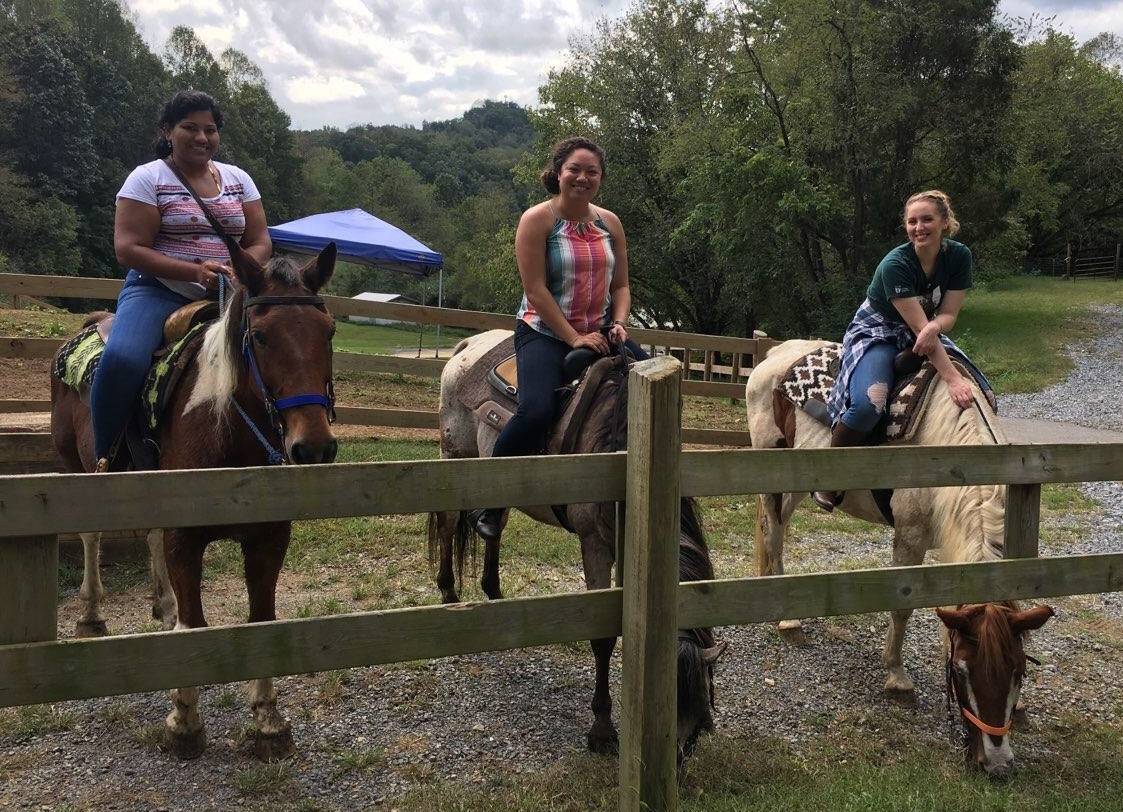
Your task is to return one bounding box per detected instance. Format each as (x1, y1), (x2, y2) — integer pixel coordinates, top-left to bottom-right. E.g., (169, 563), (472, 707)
(228, 239), (265, 295)
(303, 242), (336, 293)
(936, 604), (985, 632)
(701, 640), (728, 665)
(1010, 604), (1055, 635)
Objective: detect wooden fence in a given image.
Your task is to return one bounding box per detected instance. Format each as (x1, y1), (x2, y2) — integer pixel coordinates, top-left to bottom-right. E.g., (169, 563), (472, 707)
(0, 272), (777, 397)
(2, 356), (1122, 810)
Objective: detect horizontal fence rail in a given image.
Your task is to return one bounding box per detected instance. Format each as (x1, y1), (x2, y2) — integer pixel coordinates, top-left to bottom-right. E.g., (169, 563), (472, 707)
(2, 553), (1121, 709)
(2, 443), (1120, 538)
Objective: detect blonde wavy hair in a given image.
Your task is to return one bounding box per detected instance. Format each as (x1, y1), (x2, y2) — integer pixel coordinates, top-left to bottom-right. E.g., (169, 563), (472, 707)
(904, 190), (960, 237)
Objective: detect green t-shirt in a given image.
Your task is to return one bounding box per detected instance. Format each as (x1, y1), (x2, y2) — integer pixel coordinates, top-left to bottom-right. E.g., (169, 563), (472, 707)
(866, 239), (973, 323)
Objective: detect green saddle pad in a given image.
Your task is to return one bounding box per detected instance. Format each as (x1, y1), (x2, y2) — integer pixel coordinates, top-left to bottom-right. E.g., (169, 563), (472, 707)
(52, 327), (104, 391)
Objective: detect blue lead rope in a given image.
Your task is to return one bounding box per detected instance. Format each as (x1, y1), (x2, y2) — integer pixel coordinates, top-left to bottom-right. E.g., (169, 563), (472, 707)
(231, 397), (285, 465)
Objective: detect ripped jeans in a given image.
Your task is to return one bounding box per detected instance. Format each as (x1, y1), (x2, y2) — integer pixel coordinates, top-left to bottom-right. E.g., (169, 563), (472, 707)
(838, 341), (897, 433)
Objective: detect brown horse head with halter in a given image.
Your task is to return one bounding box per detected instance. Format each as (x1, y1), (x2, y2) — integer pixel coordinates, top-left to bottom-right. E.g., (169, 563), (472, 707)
(937, 602), (1054, 779)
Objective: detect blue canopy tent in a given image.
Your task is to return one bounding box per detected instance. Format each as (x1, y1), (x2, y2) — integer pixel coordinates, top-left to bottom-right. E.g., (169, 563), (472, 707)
(268, 208), (447, 346)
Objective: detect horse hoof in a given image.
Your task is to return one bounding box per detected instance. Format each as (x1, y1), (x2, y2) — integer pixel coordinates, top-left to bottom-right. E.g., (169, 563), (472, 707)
(253, 727), (295, 762)
(586, 726), (619, 755)
(75, 620), (108, 638)
(885, 687), (917, 705)
(440, 592), (461, 604)
(482, 585), (504, 601)
(165, 726), (207, 760)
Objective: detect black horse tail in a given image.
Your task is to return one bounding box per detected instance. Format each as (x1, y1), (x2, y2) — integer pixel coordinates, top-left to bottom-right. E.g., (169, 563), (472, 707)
(426, 511), (479, 592)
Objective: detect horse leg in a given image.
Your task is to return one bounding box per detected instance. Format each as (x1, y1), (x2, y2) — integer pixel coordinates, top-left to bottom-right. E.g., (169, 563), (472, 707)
(431, 511), (461, 604)
(146, 529), (176, 629)
(163, 528), (208, 760)
(75, 531), (108, 637)
(756, 493), (805, 641)
(481, 533), (503, 600)
(581, 527), (618, 753)
(241, 524), (294, 761)
(883, 526), (926, 695)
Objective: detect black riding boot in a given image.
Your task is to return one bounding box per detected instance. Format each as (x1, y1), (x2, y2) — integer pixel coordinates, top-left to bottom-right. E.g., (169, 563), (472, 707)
(470, 508), (505, 541)
(812, 422), (869, 512)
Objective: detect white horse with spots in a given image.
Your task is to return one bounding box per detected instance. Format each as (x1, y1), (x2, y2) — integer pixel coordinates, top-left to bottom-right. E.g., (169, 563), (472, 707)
(744, 339), (1053, 776)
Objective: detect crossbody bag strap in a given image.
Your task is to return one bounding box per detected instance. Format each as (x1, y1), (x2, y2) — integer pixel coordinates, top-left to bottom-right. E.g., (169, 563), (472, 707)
(163, 157), (240, 256)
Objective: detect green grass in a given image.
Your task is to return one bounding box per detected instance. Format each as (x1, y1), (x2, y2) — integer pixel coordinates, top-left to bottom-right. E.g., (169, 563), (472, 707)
(953, 277), (1123, 393)
(390, 722), (1123, 811)
(235, 762), (293, 796)
(0, 704), (77, 739)
(332, 320), (473, 356)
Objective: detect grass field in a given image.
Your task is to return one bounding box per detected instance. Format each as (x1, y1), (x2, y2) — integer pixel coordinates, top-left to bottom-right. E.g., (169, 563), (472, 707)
(953, 277), (1123, 393)
(332, 320), (474, 356)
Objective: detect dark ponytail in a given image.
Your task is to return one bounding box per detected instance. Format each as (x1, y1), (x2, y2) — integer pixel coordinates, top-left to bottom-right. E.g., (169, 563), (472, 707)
(152, 90), (224, 158)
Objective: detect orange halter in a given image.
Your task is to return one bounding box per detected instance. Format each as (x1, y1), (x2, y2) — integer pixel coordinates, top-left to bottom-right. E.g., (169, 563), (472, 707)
(958, 705), (1012, 737)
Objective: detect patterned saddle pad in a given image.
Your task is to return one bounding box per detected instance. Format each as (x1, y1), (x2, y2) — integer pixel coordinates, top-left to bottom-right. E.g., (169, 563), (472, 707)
(53, 322), (211, 435)
(776, 345), (981, 444)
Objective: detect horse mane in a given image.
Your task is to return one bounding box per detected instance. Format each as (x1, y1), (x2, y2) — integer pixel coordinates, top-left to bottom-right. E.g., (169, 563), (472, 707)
(914, 380), (1006, 564)
(182, 256), (307, 422)
(974, 602), (1023, 687)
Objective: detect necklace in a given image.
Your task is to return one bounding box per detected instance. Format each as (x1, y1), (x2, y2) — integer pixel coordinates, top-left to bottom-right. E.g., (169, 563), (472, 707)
(171, 155), (221, 196)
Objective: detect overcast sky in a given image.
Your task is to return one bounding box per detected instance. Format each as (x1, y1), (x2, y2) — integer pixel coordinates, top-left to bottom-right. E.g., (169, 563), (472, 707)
(123, 0), (1121, 131)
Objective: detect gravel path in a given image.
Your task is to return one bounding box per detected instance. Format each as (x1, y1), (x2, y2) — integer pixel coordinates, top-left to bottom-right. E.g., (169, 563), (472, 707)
(3, 308), (1123, 811)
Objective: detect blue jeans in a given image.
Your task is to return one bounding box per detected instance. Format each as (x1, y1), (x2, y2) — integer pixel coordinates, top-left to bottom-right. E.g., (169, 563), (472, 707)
(90, 272), (191, 458)
(839, 341), (898, 434)
(491, 321), (648, 458)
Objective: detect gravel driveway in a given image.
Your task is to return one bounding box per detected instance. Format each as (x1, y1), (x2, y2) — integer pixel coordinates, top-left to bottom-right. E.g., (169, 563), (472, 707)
(2, 308), (1122, 811)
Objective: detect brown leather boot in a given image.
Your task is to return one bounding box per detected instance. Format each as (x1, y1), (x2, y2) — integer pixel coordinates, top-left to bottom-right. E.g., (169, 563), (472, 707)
(812, 422), (869, 512)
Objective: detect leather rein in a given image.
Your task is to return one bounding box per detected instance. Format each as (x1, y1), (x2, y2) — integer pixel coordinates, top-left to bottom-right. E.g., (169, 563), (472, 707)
(233, 292), (336, 465)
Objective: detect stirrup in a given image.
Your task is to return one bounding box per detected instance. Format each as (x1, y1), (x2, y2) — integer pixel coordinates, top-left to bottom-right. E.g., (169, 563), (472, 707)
(811, 491), (841, 512)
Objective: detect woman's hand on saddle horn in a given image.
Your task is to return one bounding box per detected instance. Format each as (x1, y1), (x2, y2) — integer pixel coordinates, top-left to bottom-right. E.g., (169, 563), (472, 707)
(607, 321), (629, 346)
(912, 321), (941, 355)
(570, 331), (610, 355)
(947, 374), (975, 409)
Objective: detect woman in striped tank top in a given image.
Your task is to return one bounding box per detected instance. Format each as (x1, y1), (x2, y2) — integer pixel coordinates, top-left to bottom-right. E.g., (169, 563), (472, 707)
(471, 137), (647, 541)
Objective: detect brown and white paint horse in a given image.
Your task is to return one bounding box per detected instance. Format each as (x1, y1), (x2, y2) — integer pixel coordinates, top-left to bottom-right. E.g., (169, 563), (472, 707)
(51, 244), (338, 761)
(429, 330), (727, 765)
(745, 339), (1053, 776)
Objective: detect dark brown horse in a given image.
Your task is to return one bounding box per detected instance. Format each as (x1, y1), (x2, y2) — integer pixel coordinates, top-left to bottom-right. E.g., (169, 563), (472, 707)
(51, 243), (338, 761)
(429, 330), (727, 765)
(938, 602), (1054, 778)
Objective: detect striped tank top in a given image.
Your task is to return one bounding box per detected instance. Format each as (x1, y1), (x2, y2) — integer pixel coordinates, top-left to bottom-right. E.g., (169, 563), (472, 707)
(517, 208), (616, 339)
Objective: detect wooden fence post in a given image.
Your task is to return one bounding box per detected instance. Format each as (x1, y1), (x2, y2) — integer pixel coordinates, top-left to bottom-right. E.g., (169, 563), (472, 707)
(1114, 243), (1120, 280)
(620, 356), (682, 812)
(1004, 484), (1041, 559)
(0, 535), (57, 645)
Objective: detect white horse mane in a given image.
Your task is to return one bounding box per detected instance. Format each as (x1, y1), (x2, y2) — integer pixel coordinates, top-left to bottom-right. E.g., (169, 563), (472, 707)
(914, 381), (1006, 565)
(182, 302), (238, 421)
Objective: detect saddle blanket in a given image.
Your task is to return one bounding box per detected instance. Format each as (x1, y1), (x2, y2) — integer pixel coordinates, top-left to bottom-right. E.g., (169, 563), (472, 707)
(53, 321), (211, 435)
(776, 344), (975, 444)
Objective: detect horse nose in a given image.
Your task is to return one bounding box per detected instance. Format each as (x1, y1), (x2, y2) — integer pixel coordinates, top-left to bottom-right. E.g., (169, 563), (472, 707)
(290, 438), (337, 464)
(985, 758), (1015, 782)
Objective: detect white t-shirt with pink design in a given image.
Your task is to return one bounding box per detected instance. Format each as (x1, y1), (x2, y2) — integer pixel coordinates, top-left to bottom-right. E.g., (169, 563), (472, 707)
(116, 159), (261, 300)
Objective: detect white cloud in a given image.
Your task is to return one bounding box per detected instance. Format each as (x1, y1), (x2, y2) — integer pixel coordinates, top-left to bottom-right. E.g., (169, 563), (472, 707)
(285, 75), (367, 104)
(121, 0), (1119, 131)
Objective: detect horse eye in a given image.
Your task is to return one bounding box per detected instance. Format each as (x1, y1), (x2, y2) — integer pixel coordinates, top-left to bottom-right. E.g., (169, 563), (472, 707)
(252, 330), (267, 346)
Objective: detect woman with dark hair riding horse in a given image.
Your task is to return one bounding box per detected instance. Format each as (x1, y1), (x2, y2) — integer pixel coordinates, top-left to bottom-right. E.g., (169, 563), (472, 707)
(470, 136), (648, 540)
(90, 89), (272, 471)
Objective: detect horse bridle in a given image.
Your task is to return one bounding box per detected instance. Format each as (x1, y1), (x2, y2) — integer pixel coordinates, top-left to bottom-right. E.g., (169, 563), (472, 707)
(232, 292), (336, 465)
(945, 628), (1040, 739)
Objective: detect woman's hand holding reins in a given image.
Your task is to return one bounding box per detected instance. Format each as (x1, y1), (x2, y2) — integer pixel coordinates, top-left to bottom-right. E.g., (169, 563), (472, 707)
(197, 260), (234, 290)
(912, 320), (941, 355)
(570, 331), (610, 355)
